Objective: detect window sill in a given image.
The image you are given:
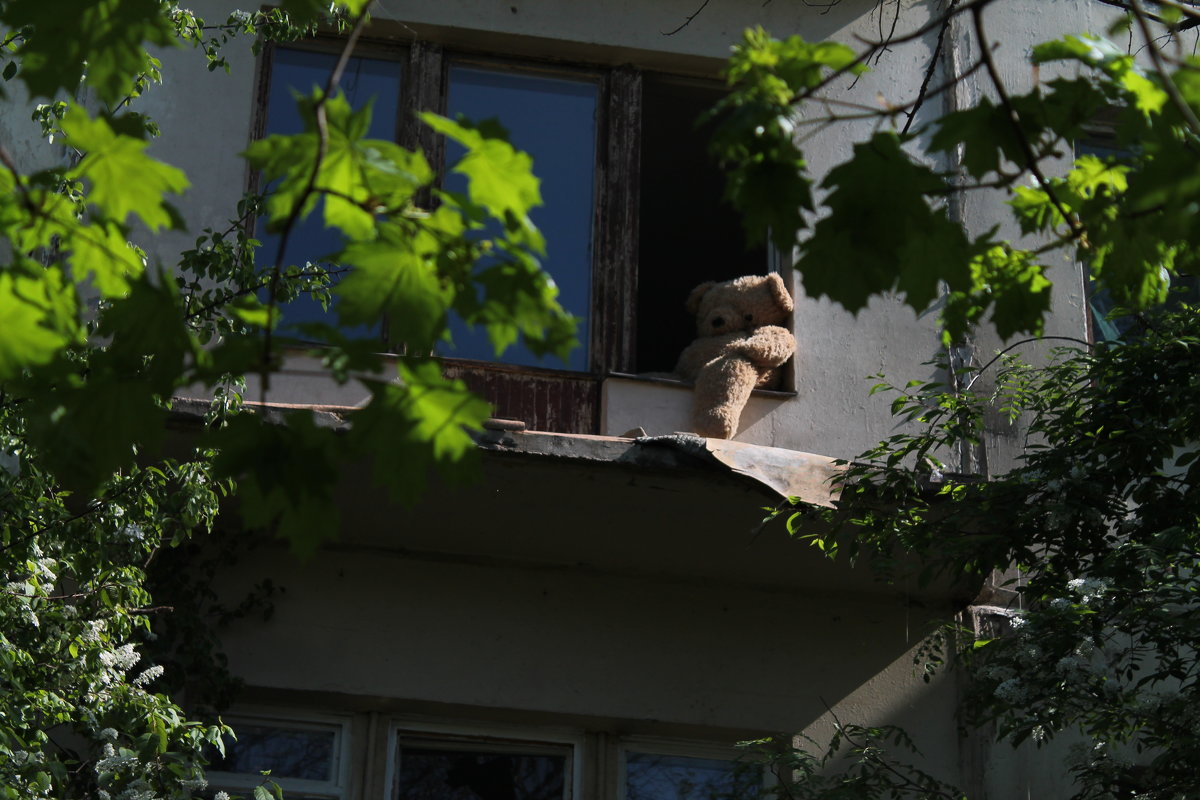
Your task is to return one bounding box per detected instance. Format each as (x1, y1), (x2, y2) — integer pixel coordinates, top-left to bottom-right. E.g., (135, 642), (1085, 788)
(605, 371), (798, 399)
(600, 373), (795, 445)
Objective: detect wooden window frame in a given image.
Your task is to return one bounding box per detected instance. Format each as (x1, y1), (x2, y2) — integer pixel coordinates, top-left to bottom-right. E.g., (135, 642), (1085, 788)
(257, 35), (793, 435)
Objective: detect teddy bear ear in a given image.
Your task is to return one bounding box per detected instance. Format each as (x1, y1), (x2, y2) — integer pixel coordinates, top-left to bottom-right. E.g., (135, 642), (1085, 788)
(685, 281), (717, 315)
(766, 272), (794, 314)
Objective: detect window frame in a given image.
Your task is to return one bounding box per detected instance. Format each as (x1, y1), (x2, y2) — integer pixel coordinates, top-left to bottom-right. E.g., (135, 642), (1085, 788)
(251, 31), (788, 434)
(205, 709), (354, 800)
(616, 735), (772, 800)
(383, 718), (587, 800)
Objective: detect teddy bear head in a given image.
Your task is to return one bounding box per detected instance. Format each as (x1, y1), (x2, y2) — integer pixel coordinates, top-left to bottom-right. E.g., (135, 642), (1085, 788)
(684, 272), (794, 337)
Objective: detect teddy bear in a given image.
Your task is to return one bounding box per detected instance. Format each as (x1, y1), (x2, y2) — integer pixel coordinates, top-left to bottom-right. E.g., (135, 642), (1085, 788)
(672, 273), (796, 439)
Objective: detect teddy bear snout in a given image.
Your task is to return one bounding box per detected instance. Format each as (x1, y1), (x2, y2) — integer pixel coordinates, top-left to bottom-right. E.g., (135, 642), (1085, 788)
(705, 307), (738, 334)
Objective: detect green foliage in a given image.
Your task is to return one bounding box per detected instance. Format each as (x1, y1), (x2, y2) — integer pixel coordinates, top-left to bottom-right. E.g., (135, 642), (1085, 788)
(0, 404), (233, 798)
(778, 307), (1200, 799)
(2, 0), (174, 104)
(0, 0), (581, 796)
(740, 723), (965, 800)
(798, 132), (974, 317)
(712, 25), (1200, 344)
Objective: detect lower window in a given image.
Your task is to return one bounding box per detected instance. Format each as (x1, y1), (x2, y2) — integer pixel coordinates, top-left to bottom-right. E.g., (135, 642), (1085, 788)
(207, 713), (350, 799)
(621, 743), (764, 800)
(389, 724), (580, 800)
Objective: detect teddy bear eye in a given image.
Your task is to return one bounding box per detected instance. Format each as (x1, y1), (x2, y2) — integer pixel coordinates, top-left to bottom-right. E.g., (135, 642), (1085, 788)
(744, 313), (754, 322)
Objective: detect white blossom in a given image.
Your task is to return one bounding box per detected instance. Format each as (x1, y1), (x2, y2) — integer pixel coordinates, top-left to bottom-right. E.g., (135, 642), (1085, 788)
(132, 665), (164, 688)
(82, 619), (106, 643)
(99, 643), (140, 672)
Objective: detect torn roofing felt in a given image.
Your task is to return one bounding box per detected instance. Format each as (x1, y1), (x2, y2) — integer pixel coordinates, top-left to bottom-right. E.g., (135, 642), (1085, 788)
(168, 398), (844, 509)
(634, 434), (843, 508)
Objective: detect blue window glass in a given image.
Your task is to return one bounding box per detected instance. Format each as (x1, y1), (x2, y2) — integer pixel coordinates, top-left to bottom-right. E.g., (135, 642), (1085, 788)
(258, 47), (403, 338)
(441, 65), (598, 372)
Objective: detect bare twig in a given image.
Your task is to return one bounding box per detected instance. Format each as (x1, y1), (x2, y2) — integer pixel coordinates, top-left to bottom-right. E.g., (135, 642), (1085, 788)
(972, 5), (1085, 241)
(662, 0), (712, 36)
(1130, 0), (1200, 135)
(902, 0), (961, 135)
(965, 336), (1094, 392)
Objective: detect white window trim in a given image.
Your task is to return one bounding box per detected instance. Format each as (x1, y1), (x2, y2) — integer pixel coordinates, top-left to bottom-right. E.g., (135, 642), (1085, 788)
(207, 708), (353, 800)
(384, 717), (586, 800)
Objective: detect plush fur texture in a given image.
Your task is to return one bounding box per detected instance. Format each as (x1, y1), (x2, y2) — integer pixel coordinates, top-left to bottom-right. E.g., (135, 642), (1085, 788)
(673, 273), (796, 439)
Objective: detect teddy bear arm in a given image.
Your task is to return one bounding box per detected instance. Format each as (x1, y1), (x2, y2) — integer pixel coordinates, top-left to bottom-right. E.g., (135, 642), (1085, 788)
(691, 356), (760, 439)
(734, 325), (796, 367)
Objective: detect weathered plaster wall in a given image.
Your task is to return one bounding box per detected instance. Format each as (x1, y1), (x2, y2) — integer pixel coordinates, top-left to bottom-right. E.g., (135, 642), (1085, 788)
(125, 0), (1105, 469)
(213, 454), (966, 787)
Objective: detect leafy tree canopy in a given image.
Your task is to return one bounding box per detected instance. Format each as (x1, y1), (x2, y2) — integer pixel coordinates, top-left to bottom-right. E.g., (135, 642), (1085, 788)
(705, 1), (1200, 797)
(0, 0), (573, 796)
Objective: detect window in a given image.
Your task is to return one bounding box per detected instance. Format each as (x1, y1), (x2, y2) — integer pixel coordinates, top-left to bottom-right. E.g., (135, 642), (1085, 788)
(212, 706), (770, 800)
(257, 45), (404, 340)
(440, 63), (600, 372)
(207, 713), (351, 799)
(621, 741), (764, 800)
(1075, 138), (1199, 342)
(253, 33), (775, 433)
(387, 722), (582, 800)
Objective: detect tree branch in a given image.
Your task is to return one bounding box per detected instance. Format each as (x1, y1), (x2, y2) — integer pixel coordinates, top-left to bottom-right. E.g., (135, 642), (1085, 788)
(262, 4), (374, 402)
(972, 4), (1084, 240)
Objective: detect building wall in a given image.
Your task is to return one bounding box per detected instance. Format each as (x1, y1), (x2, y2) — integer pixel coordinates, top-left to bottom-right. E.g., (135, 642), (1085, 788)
(135, 0), (1102, 468)
(211, 451), (968, 797)
(2, 1), (1135, 796)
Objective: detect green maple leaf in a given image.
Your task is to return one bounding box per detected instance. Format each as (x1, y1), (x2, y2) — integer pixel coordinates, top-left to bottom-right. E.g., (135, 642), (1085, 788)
(347, 362), (488, 506)
(66, 219), (148, 297)
(798, 132), (972, 314)
(62, 106), (189, 231)
(1068, 155), (1129, 198)
(211, 413), (342, 556)
(27, 371), (165, 494)
(421, 112), (544, 250)
(0, 266), (79, 379)
(2, 0), (175, 104)
(929, 99), (1024, 179)
(99, 276), (197, 395)
(335, 222), (453, 350)
(246, 92), (431, 241)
